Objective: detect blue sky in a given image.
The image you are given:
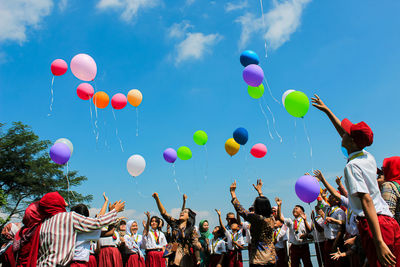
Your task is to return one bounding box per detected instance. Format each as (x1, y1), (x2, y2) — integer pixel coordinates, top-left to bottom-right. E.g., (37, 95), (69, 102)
(1, 0), (400, 228)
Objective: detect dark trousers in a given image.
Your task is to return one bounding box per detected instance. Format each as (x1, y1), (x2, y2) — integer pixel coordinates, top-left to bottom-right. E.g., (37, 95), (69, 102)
(275, 248), (288, 267)
(314, 241), (325, 267)
(289, 243), (312, 267)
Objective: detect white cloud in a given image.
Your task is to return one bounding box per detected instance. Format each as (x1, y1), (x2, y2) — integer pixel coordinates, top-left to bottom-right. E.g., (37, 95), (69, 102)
(58, 0), (68, 11)
(185, 0), (195, 6)
(225, 0), (248, 12)
(168, 20), (192, 39)
(0, 0), (53, 43)
(175, 32), (222, 64)
(236, 0), (310, 50)
(96, 0), (159, 22)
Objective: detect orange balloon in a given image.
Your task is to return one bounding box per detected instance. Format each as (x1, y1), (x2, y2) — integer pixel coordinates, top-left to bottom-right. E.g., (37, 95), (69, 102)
(93, 91), (109, 109)
(127, 89), (143, 107)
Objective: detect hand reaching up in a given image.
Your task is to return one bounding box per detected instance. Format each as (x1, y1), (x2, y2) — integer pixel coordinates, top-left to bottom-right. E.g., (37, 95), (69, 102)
(335, 176), (343, 186)
(252, 179), (263, 194)
(183, 194), (187, 201)
(215, 209), (221, 217)
(103, 192), (109, 202)
(152, 192), (159, 199)
(113, 201), (125, 213)
(311, 94), (328, 112)
(230, 181), (237, 192)
(275, 197), (282, 206)
(313, 170), (325, 182)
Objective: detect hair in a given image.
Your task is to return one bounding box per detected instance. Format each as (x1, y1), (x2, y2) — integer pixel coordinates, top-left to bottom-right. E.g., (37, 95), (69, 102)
(295, 205), (305, 212)
(150, 216), (161, 228)
(158, 218), (164, 230)
(119, 220), (126, 225)
(182, 208), (196, 240)
(253, 196), (272, 218)
(226, 212), (235, 218)
(214, 226), (225, 239)
(71, 204), (89, 217)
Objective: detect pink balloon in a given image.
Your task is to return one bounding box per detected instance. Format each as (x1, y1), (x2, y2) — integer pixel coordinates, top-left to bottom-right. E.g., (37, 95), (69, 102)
(70, 54), (97, 81)
(111, 93), (127, 109)
(250, 143), (267, 158)
(76, 83), (94, 100)
(51, 59), (68, 76)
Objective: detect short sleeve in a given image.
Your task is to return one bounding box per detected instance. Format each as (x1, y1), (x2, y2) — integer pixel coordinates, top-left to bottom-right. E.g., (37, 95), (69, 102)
(340, 195), (349, 208)
(159, 232), (167, 247)
(345, 164), (369, 196)
(336, 209), (345, 221)
(284, 218), (293, 228)
(219, 241), (226, 253)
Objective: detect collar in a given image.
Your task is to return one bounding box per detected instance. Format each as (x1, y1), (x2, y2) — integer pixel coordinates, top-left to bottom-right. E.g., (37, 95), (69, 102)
(347, 150), (364, 161)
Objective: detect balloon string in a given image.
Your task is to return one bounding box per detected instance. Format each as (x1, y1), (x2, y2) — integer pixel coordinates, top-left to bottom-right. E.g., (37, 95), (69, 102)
(293, 119), (297, 159)
(47, 76), (55, 117)
(66, 163), (70, 205)
(204, 145), (208, 181)
(112, 109), (124, 152)
(134, 178), (150, 199)
(259, 0), (268, 59)
(93, 82), (99, 145)
(136, 108), (139, 137)
(258, 99), (274, 140)
(302, 118), (313, 172)
(308, 203), (324, 267)
(263, 78), (280, 105)
(172, 164), (182, 194)
(262, 96), (283, 143)
(89, 99), (97, 138)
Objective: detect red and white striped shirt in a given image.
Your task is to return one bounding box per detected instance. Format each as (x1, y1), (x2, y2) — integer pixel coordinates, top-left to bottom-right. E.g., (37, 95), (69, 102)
(37, 209), (117, 266)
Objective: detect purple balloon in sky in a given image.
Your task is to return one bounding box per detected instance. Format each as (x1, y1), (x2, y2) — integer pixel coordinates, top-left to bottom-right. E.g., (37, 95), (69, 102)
(295, 175), (320, 203)
(242, 64), (264, 87)
(163, 148), (177, 163)
(50, 143), (71, 165)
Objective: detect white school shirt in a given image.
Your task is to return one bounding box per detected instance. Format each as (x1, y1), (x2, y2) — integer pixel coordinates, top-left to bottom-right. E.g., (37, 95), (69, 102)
(323, 205), (345, 240)
(242, 221), (251, 244)
(225, 229), (245, 250)
(312, 216), (326, 243)
(344, 150), (392, 217)
(284, 217), (307, 245)
(142, 229), (167, 249)
(340, 195), (359, 236)
(273, 225), (288, 249)
(124, 233), (143, 255)
(99, 230), (120, 247)
(73, 230), (101, 262)
(209, 238), (226, 255)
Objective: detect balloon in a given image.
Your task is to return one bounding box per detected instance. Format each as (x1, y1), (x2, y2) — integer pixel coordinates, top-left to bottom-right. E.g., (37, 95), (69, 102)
(127, 89), (143, 107)
(49, 143), (71, 165)
(163, 148), (177, 163)
(282, 89), (295, 107)
(111, 93), (127, 110)
(341, 146), (348, 158)
(295, 175), (320, 203)
(127, 154), (146, 177)
(51, 59), (68, 76)
(70, 54), (97, 81)
(247, 84), (264, 99)
(233, 127), (248, 145)
(193, 130), (208, 146)
(93, 91), (109, 109)
(250, 143), (267, 158)
(240, 50), (260, 67)
(177, 146), (192, 160)
(55, 138), (73, 154)
(243, 64), (264, 87)
(76, 83), (94, 100)
(225, 138), (240, 157)
(284, 91), (310, 118)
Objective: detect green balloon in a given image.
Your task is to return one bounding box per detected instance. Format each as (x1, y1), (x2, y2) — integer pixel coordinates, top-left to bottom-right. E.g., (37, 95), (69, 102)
(247, 84), (264, 99)
(177, 146), (192, 160)
(193, 130), (208, 146)
(284, 91), (310, 118)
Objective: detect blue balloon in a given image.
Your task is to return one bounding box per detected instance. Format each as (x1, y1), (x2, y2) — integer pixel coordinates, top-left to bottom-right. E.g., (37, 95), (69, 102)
(240, 50), (260, 67)
(341, 146), (348, 158)
(233, 127), (248, 145)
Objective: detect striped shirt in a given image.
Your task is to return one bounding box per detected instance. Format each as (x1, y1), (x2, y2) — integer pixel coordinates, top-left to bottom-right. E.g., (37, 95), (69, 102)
(37, 210), (117, 267)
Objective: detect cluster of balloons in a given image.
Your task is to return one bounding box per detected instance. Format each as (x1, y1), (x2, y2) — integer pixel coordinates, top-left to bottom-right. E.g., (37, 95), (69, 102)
(127, 154), (146, 177)
(51, 53), (97, 80)
(163, 130), (208, 164)
(282, 89), (310, 118)
(240, 50), (265, 99)
(295, 175), (320, 203)
(225, 127), (267, 158)
(49, 138), (73, 165)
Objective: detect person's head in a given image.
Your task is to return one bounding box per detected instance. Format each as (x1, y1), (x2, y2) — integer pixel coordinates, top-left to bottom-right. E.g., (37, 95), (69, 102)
(71, 204), (89, 217)
(315, 205), (324, 217)
(150, 216), (160, 230)
(199, 220), (209, 233)
(119, 220), (126, 232)
(126, 220), (138, 235)
(39, 192), (67, 217)
(274, 219), (283, 229)
(249, 206), (255, 213)
(341, 120), (373, 154)
(226, 212), (235, 226)
(212, 226), (225, 239)
(271, 206), (277, 218)
(1, 222), (21, 240)
(158, 218), (164, 231)
(292, 205), (304, 217)
(230, 219), (240, 232)
(253, 196), (272, 218)
(327, 194), (340, 207)
(382, 157), (400, 183)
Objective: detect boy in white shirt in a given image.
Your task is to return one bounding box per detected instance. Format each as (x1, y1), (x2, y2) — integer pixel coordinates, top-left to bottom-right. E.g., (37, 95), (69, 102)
(273, 219), (288, 267)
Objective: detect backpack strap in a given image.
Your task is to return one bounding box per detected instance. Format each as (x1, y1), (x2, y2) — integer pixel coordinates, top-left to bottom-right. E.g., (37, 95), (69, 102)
(391, 181), (400, 195)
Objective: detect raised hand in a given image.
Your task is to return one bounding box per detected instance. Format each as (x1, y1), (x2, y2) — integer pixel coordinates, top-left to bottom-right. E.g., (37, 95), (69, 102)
(152, 192), (159, 199)
(145, 211), (150, 218)
(300, 212), (307, 220)
(183, 194), (187, 201)
(142, 220), (146, 228)
(230, 180), (237, 192)
(311, 94), (328, 112)
(313, 170), (325, 182)
(113, 201), (125, 213)
(103, 192), (109, 202)
(215, 209), (221, 216)
(321, 189), (328, 199)
(275, 197), (282, 206)
(335, 176), (343, 186)
(252, 179), (263, 194)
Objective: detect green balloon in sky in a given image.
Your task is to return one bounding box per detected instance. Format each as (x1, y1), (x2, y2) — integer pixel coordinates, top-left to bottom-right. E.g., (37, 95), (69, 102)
(177, 146), (192, 160)
(247, 84), (264, 99)
(193, 130), (208, 146)
(284, 91), (310, 118)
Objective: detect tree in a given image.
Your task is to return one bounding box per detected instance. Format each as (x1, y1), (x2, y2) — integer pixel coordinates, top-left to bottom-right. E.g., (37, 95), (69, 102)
(0, 122), (92, 228)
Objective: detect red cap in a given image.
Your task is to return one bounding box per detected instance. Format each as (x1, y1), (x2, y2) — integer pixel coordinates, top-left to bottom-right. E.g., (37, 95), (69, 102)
(341, 119), (373, 149)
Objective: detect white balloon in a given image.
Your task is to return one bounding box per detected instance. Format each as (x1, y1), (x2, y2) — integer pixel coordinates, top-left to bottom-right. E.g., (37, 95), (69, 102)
(55, 138), (73, 154)
(282, 89), (295, 107)
(127, 154), (146, 177)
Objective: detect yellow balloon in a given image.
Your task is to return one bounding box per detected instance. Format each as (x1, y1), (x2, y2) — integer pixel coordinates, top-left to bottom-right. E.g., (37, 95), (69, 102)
(127, 89), (143, 107)
(225, 138), (240, 157)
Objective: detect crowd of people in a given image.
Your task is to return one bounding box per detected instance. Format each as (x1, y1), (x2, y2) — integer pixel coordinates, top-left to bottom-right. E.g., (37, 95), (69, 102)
(1, 94), (400, 267)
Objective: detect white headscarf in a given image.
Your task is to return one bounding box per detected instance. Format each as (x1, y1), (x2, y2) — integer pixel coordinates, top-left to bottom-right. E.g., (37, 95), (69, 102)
(124, 220), (144, 257)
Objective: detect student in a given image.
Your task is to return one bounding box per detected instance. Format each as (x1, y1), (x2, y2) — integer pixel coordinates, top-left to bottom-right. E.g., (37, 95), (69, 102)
(273, 219), (288, 267)
(276, 197), (312, 267)
(198, 220), (212, 267)
(0, 222), (21, 267)
(208, 226), (226, 267)
(216, 209), (244, 267)
(123, 220), (145, 267)
(312, 94), (400, 266)
(230, 179), (276, 266)
(98, 221), (124, 267)
(142, 212), (167, 267)
(311, 206), (326, 267)
(380, 156), (400, 224)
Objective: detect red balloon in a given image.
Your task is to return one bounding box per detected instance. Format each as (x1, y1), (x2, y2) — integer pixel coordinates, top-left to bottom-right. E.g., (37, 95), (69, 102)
(51, 59), (68, 76)
(76, 83), (94, 100)
(250, 143), (267, 158)
(111, 93), (127, 109)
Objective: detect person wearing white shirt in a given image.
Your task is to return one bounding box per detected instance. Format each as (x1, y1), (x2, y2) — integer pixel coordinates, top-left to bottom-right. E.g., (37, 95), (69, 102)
(142, 212), (167, 267)
(312, 94), (400, 267)
(207, 226), (226, 267)
(123, 220), (145, 267)
(273, 220), (288, 267)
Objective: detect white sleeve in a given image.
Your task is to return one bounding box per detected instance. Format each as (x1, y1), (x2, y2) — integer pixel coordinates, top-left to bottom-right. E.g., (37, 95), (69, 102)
(340, 195), (349, 208)
(336, 209), (345, 221)
(345, 164), (369, 196)
(284, 218), (293, 228)
(159, 232), (167, 247)
(219, 241), (226, 253)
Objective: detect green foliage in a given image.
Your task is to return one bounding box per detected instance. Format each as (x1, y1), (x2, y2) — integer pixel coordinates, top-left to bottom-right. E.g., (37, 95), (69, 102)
(0, 122), (92, 228)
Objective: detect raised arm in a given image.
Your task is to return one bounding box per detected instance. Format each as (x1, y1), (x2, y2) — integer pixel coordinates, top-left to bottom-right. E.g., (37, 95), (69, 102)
(311, 94), (345, 138)
(300, 212), (312, 233)
(152, 192), (169, 217)
(143, 211), (150, 236)
(215, 209), (227, 232)
(336, 176), (348, 197)
(181, 194), (187, 211)
(275, 197), (284, 222)
(97, 192), (109, 217)
(252, 179), (264, 197)
(314, 170), (341, 201)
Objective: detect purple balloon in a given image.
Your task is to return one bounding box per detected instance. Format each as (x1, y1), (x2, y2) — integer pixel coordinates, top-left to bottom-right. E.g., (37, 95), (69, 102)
(163, 148), (177, 163)
(243, 64), (264, 87)
(50, 143), (71, 165)
(295, 175), (320, 203)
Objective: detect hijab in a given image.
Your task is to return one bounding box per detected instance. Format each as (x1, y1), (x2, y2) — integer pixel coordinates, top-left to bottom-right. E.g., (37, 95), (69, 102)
(383, 156), (400, 182)
(199, 220), (211, 240)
